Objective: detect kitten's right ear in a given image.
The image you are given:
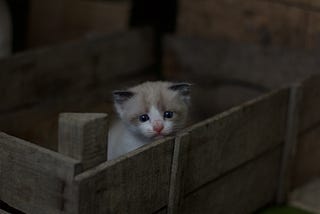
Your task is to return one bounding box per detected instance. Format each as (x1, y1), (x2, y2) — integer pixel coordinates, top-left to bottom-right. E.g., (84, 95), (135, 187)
(112, 90), (135, 104)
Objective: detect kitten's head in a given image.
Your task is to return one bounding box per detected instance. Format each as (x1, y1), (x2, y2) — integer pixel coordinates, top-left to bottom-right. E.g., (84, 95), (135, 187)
(113, 81), (191, 140)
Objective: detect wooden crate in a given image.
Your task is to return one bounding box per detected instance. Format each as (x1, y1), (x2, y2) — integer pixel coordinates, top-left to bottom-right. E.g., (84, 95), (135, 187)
(0, 86), (292, 213)
(1, 27), (320, 213)
(0, 28), (156, 150)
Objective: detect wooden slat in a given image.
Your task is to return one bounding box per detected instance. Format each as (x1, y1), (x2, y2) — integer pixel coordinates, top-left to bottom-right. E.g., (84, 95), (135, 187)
(299, 75), (320, 132)
(277, 84), (302, 203)
(289, 179), (320, 213)
(74, 137), (175, 214)
(181, 88), (289, 194)
(0, 209), (9, 214)
(58, 113), (108, 170)
(181, 147), (282, 214)
(164, 36), (320, 90)
(0, 132), (81, 214)
(293, 125), (320, 188)
(0, 29), (155, 113)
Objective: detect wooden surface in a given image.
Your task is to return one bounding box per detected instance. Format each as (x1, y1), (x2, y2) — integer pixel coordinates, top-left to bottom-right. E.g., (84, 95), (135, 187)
(181, 88), (289, 194)
(59, 113), (108, 170)
(0, 29), (155, 150)
(0, 29), (154, 113)
(299, 75), (320, 132)
(0, 132), (81, 214)
(293, 125), (320, 188)
(163, 36), (320, 120)
(28, 0), (130, 48)
(176, 0), (320, 48)
(290, 178), (320, 213)
(181, 147), (282, 214)
(74, 137), (175, 214)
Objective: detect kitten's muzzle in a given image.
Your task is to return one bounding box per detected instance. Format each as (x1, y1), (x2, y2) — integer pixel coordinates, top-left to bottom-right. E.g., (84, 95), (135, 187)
(153, 121), (164, 134)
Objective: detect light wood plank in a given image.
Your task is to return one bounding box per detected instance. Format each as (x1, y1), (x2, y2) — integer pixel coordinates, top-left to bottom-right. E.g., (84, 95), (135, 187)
(290, 178), (320, 214)
(0, 132), (81, 214)
(59, 113), (108, 170)
(74, 137), (175, 214)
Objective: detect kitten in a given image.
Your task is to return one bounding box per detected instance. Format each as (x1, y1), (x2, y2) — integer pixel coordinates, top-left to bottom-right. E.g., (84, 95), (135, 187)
(108, 81), (191, 160)
(0, 0), (12, 58)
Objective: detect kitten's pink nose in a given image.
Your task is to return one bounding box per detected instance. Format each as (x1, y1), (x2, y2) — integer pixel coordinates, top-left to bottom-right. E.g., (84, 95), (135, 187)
(153, 122), (164, 134)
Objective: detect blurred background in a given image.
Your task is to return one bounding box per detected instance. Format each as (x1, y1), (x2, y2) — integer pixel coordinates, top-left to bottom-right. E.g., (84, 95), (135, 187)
(1, 0), (320, 213)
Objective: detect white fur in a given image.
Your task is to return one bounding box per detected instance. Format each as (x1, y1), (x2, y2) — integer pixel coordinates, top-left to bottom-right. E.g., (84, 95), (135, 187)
(108, 121), (150, 160)
(108, 81), (191, 160)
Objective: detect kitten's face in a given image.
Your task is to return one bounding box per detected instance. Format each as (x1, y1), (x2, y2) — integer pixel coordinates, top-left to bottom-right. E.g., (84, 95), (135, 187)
(113, 81), (191, 140)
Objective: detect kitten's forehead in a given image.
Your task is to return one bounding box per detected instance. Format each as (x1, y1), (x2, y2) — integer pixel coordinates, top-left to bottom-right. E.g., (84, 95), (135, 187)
(130, 81), (176, 110)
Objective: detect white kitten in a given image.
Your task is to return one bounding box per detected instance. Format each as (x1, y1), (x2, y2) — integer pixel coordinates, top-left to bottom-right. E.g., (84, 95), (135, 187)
(0, 0), (12, 58)
(108, 81), (191, 160)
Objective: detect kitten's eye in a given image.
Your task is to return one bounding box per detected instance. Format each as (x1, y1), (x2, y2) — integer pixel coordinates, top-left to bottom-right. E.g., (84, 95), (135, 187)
(139, 114), (150, 122)
(164, 111), (174, 119)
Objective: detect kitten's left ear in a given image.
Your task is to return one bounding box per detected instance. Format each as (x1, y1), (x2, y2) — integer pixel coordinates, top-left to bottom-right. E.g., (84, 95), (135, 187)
(169, 83), (192, 104)
(112, 90), (135, 104)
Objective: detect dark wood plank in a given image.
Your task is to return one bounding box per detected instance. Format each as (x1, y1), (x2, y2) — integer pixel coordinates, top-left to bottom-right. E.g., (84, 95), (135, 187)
(299, 74), (320, 132)
(181, 88), (289, 194)
(177, 0), (308, 48)
(181, 147), (282, 214)
(0, 29), (155, 113)
(293, 125), (320, 188)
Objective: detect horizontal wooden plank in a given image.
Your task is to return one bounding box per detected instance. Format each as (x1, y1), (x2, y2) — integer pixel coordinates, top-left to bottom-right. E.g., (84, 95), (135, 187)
(0, 209), (9, 214)
(293, 124), (320, 188)
(0, 29), (155, 113)
(181, 147), (282, 214)
(0, 132), (81, 214)
(299, 74), (320, 132)
(181, 88), (289, 193)
(164, 36), (320, 90)
(177, 0), (308, 48)
(74, 137), (175, 214)
(289, 179), (320, 213)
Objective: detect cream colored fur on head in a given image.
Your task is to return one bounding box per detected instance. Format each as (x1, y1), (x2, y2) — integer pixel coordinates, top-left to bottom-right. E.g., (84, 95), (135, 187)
(108, 81), (191, 160)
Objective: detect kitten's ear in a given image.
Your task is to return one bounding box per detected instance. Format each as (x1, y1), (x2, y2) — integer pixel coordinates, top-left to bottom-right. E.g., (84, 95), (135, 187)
(169, 83), (192, 104)
(169, 83), (192, 95)
(112, 90), (135, 104)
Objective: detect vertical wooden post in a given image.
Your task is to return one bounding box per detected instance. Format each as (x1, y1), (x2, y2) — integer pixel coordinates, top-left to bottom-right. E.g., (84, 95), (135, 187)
(277, 84), (302, 203)
(168, 133), (189, 214)
(58, 113), (108, 171)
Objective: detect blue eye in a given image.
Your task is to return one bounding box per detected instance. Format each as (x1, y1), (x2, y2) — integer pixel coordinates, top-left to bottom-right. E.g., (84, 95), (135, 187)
(139, 114), (149, 122)
(164, 111), (174, 119)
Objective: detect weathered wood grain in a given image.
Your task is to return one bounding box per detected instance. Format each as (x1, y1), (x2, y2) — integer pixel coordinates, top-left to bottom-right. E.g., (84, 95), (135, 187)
(74, 137), (175, 214)
(289, 178), (320, 213)
(0, 29), (155, 113)
(293, 125), (320, 188)
(181, 147), (282, 214)
(0, 209), (9, 214)
(59, 113), (108, 170)
(299, 74), (320, 132)
(181, 88), (289, 194)
(277, 84), (302, 203)
(0, 132), (81, 214)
